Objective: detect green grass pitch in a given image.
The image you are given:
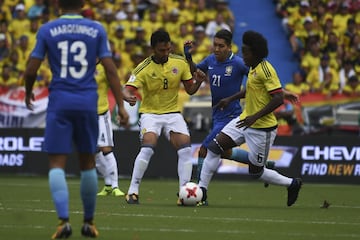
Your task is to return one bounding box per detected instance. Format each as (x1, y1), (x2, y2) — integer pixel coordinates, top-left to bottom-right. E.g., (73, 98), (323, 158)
(0, 175), (359, 240)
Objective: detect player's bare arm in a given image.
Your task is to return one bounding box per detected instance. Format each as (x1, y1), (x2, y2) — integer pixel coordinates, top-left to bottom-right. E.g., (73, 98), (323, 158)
(283, 89), (299, 104)
(183, 69), (206, 95)
(24, 57), (42, 110)
(101, 57), (129, 126)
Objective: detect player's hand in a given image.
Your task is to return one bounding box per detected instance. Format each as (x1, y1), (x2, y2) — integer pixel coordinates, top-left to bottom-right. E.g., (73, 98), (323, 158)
(236, 115), (257, 130)
(117, 106), (129, 127)
(183, 40), (194, 60)
(193, 69), (206, 83)
(214, 97), (231, 111)
(25, 92), (35, 111)
(283, 89), (299, 104)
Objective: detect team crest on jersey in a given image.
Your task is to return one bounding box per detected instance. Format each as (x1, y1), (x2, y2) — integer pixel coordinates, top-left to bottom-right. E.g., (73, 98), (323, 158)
(224, 66), (233, 76)
(128, 74), (136, 83)
(172, 67), (178, 74)
(252, 70), (257, 77)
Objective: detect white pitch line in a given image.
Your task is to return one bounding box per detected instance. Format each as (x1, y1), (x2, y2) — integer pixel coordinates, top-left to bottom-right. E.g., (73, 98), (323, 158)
(1, 206), (360, 227)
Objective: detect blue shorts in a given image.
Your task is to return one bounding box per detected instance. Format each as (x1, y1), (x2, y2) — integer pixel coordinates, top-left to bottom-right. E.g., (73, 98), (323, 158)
(43, 110), (98, 154)
(202, 118), (232, 148)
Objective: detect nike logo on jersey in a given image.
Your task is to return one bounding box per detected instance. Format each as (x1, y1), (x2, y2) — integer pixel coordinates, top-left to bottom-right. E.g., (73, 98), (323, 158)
(208, 66), (214, 70)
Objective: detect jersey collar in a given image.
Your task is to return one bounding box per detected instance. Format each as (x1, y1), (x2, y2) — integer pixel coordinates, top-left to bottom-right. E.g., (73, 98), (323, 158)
(60, 14), (84, 19)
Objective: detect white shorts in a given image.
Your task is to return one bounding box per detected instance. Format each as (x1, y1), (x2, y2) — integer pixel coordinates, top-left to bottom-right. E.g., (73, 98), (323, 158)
(221, 118), (277, 167)
(97, 110), (114, 147)
(139, 113), (190, 141)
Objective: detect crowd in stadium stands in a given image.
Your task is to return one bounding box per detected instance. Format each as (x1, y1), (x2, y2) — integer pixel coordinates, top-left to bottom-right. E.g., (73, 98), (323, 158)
(0, 0), (236, 94)
(275, 0), (360, 97)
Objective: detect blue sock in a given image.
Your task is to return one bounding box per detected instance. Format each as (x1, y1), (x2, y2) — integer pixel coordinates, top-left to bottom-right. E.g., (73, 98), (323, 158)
(230, 148), (249, 164)
(49, 168), (69, 220)
(196, 157), (204, 182)
(80, 169), (98, 222)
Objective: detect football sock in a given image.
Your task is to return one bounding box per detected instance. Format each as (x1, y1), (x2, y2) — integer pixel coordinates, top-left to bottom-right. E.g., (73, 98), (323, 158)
(95, 152), (106, 181)
(49, 168), (69, 220)
(259, 168), (292, 186)
(80, 169), (98, 221)
(128, 147), (154, 195)
(229, 148), (249, 164)
(196, 157), (205, 182)
(198, 150), (220, 189)
(103, 151), (118, 188)
(177, 147), (192, 188)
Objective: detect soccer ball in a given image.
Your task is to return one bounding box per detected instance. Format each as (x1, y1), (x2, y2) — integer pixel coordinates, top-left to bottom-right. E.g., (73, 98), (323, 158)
(179, 182), (203, 206)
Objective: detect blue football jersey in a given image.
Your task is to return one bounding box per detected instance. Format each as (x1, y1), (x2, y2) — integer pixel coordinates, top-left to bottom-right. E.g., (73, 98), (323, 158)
(197, 53), (249, 120)
(30, 14), (112, 111)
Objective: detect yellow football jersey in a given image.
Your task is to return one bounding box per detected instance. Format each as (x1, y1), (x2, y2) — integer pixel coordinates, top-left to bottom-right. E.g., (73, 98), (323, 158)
(95, 65), (109, 114)
(240, 60), (282, 128)
(126, 54), (192, 114)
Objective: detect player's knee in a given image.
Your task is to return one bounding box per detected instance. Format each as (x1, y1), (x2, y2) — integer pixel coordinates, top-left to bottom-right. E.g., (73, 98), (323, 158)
(198, 146), (207, 158)
(208, 140), (223, 155)
(248, 163), (264, 179)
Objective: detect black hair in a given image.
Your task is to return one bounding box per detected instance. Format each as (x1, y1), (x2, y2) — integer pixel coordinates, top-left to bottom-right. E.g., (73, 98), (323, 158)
(214, 29), (232, 45)
(150, 29), (171, 48)
(242, 30), (268, 59)
(58, 0), (84, 10)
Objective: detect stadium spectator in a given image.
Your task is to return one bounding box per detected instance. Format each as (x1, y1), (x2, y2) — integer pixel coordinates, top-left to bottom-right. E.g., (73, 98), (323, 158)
(213, 0), (235, 31)
(121, 4), (141, 39)
(342, 75), (360, 97)
(306, 54), (339, 93)
(338, 59), (356, 93)
(0, 32), (9, 62)
(140, 6), (163, 40)
(0, 64), (19, 88)
(284, 69), (310, 96)
(8, 3), (30, 42)
(333, 2), (353, 35)
(194, 0), (213, 27)
(300, 38), (321, 74)
(164, 8), (182, 39)
(27, 0), (46, 20)
(205, 11), (231, 40)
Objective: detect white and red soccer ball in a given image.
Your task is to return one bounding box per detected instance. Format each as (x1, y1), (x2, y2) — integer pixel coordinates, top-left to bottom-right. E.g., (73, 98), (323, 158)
(179, 182), (203, 206)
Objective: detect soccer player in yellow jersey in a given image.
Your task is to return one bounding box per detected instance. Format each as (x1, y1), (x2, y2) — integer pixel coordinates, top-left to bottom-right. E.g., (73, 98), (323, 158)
(124, 30), (206, 204)
(198, 30), (302, 207)
(95, 64), (126, 197)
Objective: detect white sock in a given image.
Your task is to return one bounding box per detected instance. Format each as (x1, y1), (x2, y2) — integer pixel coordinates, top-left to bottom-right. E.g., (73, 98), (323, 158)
(177, 147), (192, 190)
(103, 152), (119, 189)
(128, 147), (154, 195)
(198, 150), (220, 190)
(95, 152), (109, 184)
(260, 168), (293, 187)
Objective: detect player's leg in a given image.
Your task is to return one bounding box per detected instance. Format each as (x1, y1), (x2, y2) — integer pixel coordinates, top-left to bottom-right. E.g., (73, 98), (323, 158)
(126, 114), (160, 204)
(166, 114), (193, 188)
(75, 110), (99, 237)
(246, 128), (302, 206)
(78, 153), (99, 237)
(96, 111), (124, 196)
(126, 142), (155, 204)
(44, 111), (73, 239)
(95, 151), (112, 196)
